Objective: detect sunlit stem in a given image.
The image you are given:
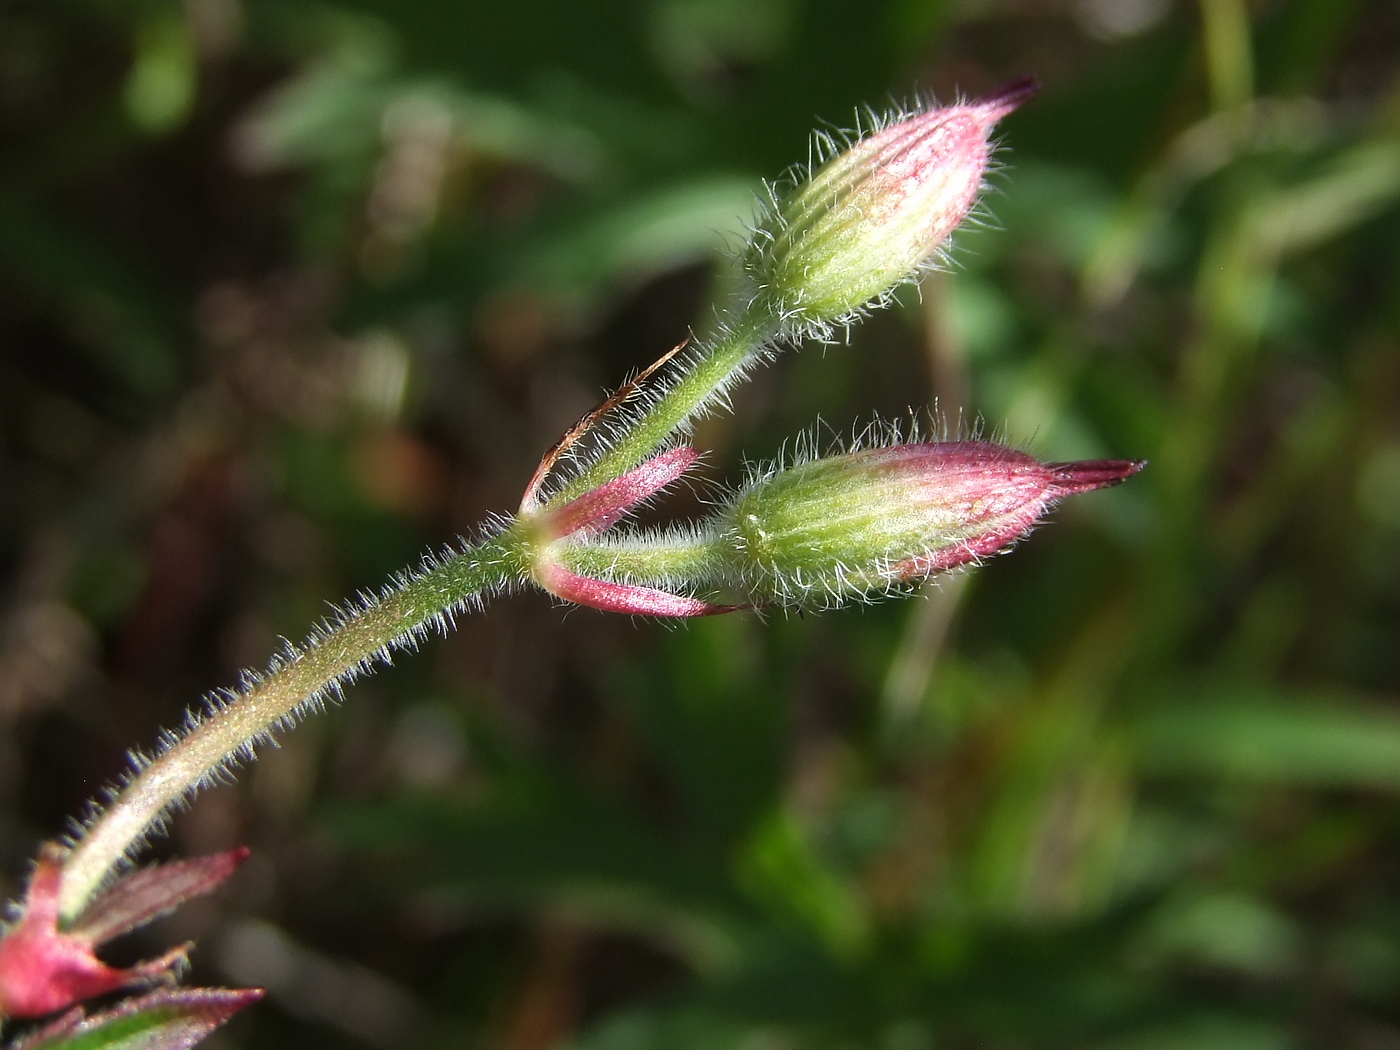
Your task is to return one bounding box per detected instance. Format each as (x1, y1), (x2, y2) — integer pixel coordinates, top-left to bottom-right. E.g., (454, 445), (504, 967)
(57, 532), (523, 922)
(57, 302), (780, 921)
(556, 529), (731, 590)
(547, 308), (779, 506)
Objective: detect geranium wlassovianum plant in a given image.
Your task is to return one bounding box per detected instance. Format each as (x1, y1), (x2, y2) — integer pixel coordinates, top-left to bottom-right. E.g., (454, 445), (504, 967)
(0, 76), (1144, 1040)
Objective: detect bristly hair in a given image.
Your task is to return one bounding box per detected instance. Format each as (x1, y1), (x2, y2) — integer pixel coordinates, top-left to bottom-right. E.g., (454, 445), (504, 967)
(546, 410), (1013, 616)
(527, 311), (788, 507)
(44, 86), (1031, 923)
(736, 408), (992, 489)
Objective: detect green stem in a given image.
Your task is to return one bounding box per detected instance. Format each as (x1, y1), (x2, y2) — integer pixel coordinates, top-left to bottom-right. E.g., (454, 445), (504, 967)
(549, 308), (779, 505)
(57, 305), (778, 921)
(558, 528), (732, 588)
(57, 531), (523, 922)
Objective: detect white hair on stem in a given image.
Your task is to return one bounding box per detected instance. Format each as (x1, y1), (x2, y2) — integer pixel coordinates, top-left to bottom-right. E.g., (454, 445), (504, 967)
(55, 525), (520, 922)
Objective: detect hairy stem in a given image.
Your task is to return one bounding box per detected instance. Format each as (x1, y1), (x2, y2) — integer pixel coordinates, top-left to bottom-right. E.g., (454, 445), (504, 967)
(557, 529), (731, 587)
(549, 308), (779, 505)
(58, 532), (522, 922)
(59, 306), (775, 921)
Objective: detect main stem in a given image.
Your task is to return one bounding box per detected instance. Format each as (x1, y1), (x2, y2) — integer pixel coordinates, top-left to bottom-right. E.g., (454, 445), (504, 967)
(58, 532), (522, 922)
(58, 304), (781, 921)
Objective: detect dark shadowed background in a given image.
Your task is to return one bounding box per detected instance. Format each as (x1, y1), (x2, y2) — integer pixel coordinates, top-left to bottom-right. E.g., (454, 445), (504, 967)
(3, 0), (1400, 1047)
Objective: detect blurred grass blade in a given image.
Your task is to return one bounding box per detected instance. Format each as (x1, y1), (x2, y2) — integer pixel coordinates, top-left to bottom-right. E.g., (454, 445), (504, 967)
(526, 178), (760, 301)
(0, 210), (180, 396)
(124, 12), (197, 134)
(323, 784), (747, 974)
(1244, 142), (1400, 260)
(736, 810), (869, 957)
(1134, 692), (1400, 788)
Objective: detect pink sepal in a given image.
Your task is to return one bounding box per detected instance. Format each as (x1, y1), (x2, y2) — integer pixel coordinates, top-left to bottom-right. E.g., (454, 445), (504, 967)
(976, 76), (1040, 122)
(9, 987), (265, 1050)
(541, 564), (735, 618)
(67, 848), (250, 946)
(544, 447), (699, 539)
(0, 845), (249, 1019)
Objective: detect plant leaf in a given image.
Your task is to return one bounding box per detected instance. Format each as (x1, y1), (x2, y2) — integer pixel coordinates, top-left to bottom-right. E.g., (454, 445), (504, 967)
(9, 988), (263, 1050)
(67, 850), (250, 946)
(1133, 691), (1400, 788)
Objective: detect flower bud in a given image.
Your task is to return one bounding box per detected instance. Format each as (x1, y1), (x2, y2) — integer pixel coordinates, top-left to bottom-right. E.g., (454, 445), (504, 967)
(719, 442), (1143, 607)
(747, 79), (1037, 333)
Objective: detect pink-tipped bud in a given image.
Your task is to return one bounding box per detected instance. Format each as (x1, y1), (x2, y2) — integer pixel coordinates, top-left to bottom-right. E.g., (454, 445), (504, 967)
(719, 441), (1143, 607)
(749, 78), (1037, 332)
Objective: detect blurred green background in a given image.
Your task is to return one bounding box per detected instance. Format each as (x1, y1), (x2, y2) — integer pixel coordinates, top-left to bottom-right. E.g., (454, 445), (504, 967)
(2, 0), (1400, 1047)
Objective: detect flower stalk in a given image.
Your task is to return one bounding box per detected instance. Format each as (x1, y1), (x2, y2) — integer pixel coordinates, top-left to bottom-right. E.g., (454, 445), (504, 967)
(56, 534), (520, 922)
(51, 77), (1039, 925)
(0, 78), (1147, 1032)
(555, 442), (1145, 610)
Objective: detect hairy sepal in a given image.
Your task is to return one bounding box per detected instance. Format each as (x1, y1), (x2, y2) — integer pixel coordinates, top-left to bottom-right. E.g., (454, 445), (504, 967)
(715, 441), (1144, 610)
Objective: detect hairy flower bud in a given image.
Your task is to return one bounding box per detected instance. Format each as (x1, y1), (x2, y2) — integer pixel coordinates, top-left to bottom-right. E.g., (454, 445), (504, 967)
(747, 79), (1037, 334)
(718, 442), (1143, 607)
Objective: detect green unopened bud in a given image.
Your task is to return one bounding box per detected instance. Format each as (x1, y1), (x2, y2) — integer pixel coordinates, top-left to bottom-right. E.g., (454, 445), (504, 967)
(717, 442), (1143, 608)
(747, 79), (1036, 335)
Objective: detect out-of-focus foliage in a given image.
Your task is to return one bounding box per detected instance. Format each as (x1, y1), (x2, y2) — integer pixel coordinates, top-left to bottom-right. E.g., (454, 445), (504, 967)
(2, 0), (1399, 1047)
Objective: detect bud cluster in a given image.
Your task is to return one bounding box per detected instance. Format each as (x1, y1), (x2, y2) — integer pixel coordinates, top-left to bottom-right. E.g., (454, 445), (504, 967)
(537, 439), (1144, 615)
(514, 79), (1142, 618)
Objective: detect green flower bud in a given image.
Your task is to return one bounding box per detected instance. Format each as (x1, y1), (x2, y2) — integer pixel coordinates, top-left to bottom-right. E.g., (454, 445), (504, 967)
(746, 79), (1036, 335)
(718, 442), (1143, 608)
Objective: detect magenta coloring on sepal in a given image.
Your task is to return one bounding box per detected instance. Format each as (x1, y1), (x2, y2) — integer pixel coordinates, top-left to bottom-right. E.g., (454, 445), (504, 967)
(1044, 459), (1148, 495)
(890, 447), (1146, 577)
(725, 440), (1144, 606)
(976, 76), (1041, 122)
(539, 563), (735, 618)
(754, 78), (1039, 329)
(528, 447), (739, 617)
(0, 846), (249, 1019)
(542, 447), (699, 539)
(10, 987), (266, 1050)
